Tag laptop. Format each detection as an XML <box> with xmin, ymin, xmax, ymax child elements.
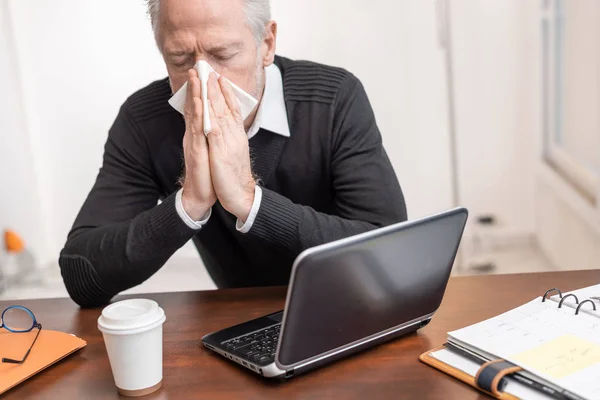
<box><xmin>201</xmin><ymin>207</ymin><xmax>468</xmax><ymax>379</ymax></box>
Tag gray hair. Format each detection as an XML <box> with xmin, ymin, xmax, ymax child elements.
<box><xmin>146</xmin><ymin>0</ymin><xmax>271</xmax><ymax>46</ymax></box>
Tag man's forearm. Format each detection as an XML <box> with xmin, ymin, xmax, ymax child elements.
<box><xmin>59</xmin><ymin>193</ymin><xmax>198</xmax><ymax>308</ymax></box>
<box><xmin>245</xmin><ymin>187</ymin><xmax>403</xmax><ymax>253</ymax></box>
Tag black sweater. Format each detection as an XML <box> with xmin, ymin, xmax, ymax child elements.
<box><xmin>59</xmin><ymin>56</ymin><xmax>407</xmax><ymax>308</ymax></box>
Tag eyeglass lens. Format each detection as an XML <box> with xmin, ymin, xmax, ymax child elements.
<box><xmin>2</xmin><ymin>307</ymin><xmax>35</xmax><ymax>332</ymax></box>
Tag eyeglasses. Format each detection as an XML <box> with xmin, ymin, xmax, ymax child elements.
<box><xmin>1</xmin><ymin>306</ymin><xmax>42</xmax><ymax>364</ymax></box>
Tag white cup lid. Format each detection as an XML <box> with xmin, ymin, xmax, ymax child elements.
<box><xmin>98</xmin><ymin>299</ymin><xmax>165</xmax><ymax>334</ymax></box>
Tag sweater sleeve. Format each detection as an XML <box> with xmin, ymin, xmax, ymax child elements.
<box><xmin>58</xmin><ymin>104</ymin><xmax>197</xmax><ymax>308</ymax></box>
<box><xmin>246</xmin><ymin>74</ymin><xmax>407</xmax><ymax>251</ymax></box>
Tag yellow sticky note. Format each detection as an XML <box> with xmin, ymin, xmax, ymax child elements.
<box><xmin>512</xmin><ymin>335</ymin><xmax>600</xmax><ymax>379</ymax></box>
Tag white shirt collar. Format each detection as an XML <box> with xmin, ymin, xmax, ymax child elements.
<box><xmin>247</xmin><ymin>63</ymin><xmax>291</xmax><ymax>140</ymax></box>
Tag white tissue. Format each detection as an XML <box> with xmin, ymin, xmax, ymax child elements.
<box><xmin>168</xmin><ymin>60</ymin><xmax>258</xmax><ymax>135</ymax></box>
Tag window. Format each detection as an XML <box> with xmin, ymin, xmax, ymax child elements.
<box><xmin>542</xmin><ymin>0</ymin><xmax>600</xmax><ymax>204</ymax></box>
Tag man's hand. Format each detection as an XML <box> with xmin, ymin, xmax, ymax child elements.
<box><xmin>181</xmin><ymin>69</ymin><xmax>217</xmax><ymax>220</ymax></box>
<box><xmin>205</xmin><ymin>72</ymin><xmax>256</xmax><ymax>223</ymax></box>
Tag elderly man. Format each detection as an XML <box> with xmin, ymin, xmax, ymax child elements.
<box><xmin>59</xmin><ymin>0</ymin><xmax>407</xmax><ymax>307</ymax></box>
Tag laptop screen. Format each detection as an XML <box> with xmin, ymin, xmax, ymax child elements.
<box><xmin>277</xmin><ymin>209</ymin><xmax>468</xmax><ymax>367</ymax></box>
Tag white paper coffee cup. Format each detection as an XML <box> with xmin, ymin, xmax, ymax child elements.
<box><xmin>98</xmin><ymin>299</ymin><xmax>166</xmax><ymax>397</ymax></box>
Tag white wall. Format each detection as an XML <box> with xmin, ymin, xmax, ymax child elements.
<box><xmin>558</xmin><ymin>0</ymin><xmax>600</xmax><ymax>171</ymax></box>
<box><xmin>3</xmin><ymin>0</ymin><xmax>454</xmax><ymax>266</ymax></box>
<box><xmin>271</xmin><ymin>0</ymin><xmax>454</xmax><ymax>219</ymax></box>
<box><xmin>449</xmin><ymin>0</ymin><xmax>539</xmax><ymax>239</ymax></box>
<box><xmin>535</xmin><ymin>1</ymin><xmax>600</xmax><ymax>271</ymax></box>
<box><xmin>0</xmin><ymin>3</ymin><xmax>48</xmax><ymax>262</ymax></box>
<box><xmin>273</xmin><ymin>0</ymin><xmax>543</xmax><ymax>245</ymax></box>
<box><xmin>7</xmin><ymin>1</ymin><xmax>168</xmax><ymax>264</ymax></box>
<box><xmin>536</xmin><ymin>169</ymin><xmax>600</xmax><ymax>271</ymax></box>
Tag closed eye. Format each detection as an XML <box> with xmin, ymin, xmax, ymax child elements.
<box><xmin>166</xmin><ymin>51</ymin><xmax>194</xmax><ymax>68</ymax></box>
<box><xmin>211</xmin><ymin>52</ymin><xmax>238</xmax><ymax>62</ymax></box>
<box><xmin>172</xmin><ymin>57</ymin><xmax>194</xmax><ymax>69</ymax></box>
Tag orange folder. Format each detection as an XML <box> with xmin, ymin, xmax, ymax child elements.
<box><xmin>0</xmin><ymin>329</ymin><xmax>86</xmax><ymax>395</ymax></box>
<box><xmin>419</xmin><ymin>345</ymin><xmax>520</xmax><ymax>400</ymax></box>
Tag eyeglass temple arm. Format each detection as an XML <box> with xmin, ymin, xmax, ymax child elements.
<box><xmin>1</xmin><ymin>323</ymin><xmax>42</xmax><ymax>364</ymax></box>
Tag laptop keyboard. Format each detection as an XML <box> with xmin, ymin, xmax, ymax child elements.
<box><xmin>222</xmin><ymin>324</ymin><xmax>281</xmax><ymax>364</ymax></box>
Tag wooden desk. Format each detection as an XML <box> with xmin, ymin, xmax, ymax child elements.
<box><xmin>1</xmin><ymin>270</ymin><xmax>598</xmax><ymax>399</ymax></box>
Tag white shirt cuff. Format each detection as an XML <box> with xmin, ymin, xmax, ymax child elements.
<box><xmin>175</xmin><ymin>188</ymin><xmax>211</xmax><ymax>230</ymax></box>
<box><xmin>236</xmin><ymin>185</ymin><xmax>262</xmax><ymax>233</ymax></box>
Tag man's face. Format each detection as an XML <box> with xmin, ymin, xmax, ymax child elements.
<box><xmin>158</xmin><ymin>0</ymin><xmax>265</xmax><ymax>99</ymax></box>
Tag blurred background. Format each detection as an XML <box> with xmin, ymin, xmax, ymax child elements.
<box><xmin>1</xmin><ymin>0</ymin><xmax>598</xmax><ymax>300</ymax></box>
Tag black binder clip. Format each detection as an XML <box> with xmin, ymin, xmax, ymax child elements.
<box><xmin>575</xmin><ymin>300</ymin><xmax>597</xmax><ymax>315</ymax></box>
<box><xmin>558</xmin><ymin>294</ymin><xmax>579</xmax><ymax>308</ymax></box>
<box><xmin>542</xmin><ymin>288</ymin><xmax>562</xmax><ymax>302</ymax></box>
